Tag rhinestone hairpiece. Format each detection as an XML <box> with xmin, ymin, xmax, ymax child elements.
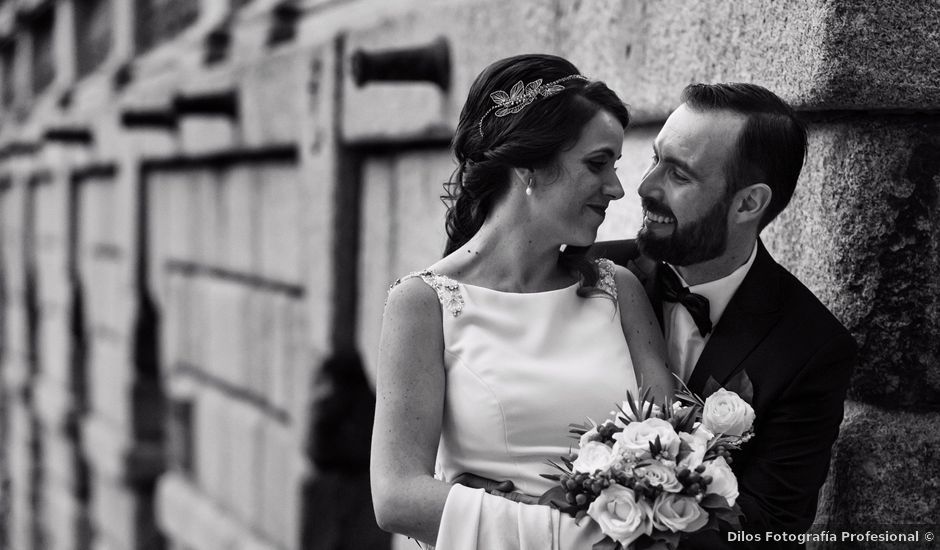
<box><xmin>477</xmin><ymin>74</ymin><xmax>589</xmax><ymax>138</ymax></box>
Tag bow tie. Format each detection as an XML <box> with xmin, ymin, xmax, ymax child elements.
<box><xmin>658</xmin><ymin>265</ymin><xmax>713</xmax><ymax>336</ymax></box>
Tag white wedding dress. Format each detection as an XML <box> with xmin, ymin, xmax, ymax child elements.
<box><xmin>396</xmin><ymin>259</ymin><xmax>639</xmax><ymax>549</ymax></box>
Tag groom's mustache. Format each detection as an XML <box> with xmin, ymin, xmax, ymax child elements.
<box><xmin>641</xmin><ymin>198</ymin><xmax>675</xmax><ymax>220</ymax></box>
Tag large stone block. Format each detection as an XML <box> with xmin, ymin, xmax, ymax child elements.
<box><xmin>340</xmin><ymin>0</ymin><xmax>940</xmax><ymax>133</ymax></box>
<box><xmin>156</xmin><ymin>472</ymin><xmax>279</xmax><ymax>550</ymax></box>
<box><xmin>257</xmin><ymin>162</ymin><xmax>304</xmax><ymax>285</ymax></box>
<box><xmin>194</xmin><ymin>389</ymin><xmax>234</xmax><ymax>505</ymax></box>
<box><xmin>494</xmin><ymin>0</ymin><xmax>940</xmax><ymax>122</ymax></box>
<box><xmin>38</xmin><ymin>308</ymin><xmax>71</xmax><ymax>385</ymax></box>
<box><xmin>220</xmin><ymin>165</ymin><xmax>261</xmax><ymax>275</ymax></box>
<box><xmin>34</xmin><ymin>375</ymin><xmax>74</xmax><ymax>432</ymax></box>
<box><xmin>240</xmin><ymin>49</ymin><xmax>305</xmax><ymax>148</ymax></box>
<box><xmin>86</xmin><ymin>338</ymin><xmax>133</xmax><ymax>431</ymax></box>
<box><xmin>259</xmin><ymin>420</ymin><xmax>303</xmax><ymax>548</ymax></box>
<box><xmin>763</xmin><ymin>115</ymin><xmax>940</xmax><ymax>408</ymax></box>
<box><xmin>227</xmin><ymin>402</ymin><xmax>264</xmax><ymax>527</ymax></box>
<box><xmin>205</xmin><ymin>278</ymin><xmax>247</xmax><ymax>389</ymax></box>
<box><xmin>815</xmin><ymin>401</ymin><xmax>940</xmax><ymax>540</ymax></box>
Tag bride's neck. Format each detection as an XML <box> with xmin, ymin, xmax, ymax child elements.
<box><xmin>450</xmin><ymin>215</ymin><xmax>570</xmax><ymax>292</ymax></box>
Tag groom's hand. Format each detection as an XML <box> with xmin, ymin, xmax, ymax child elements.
<box><xmin>451</xmin><ymin>473</ymin><xmax>540</xmax><ymax>504</ymax></box>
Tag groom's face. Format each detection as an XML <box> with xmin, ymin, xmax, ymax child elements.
<box><xmin>636</xmin><ymin>104</ymin><xmax>745</xmax><ymax>266</ymax></box>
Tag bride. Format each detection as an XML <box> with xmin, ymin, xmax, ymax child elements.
<box><xmin>370</xmin><ymin>54</ymin><xmax>672</xmax><ymax>549</ymax></box>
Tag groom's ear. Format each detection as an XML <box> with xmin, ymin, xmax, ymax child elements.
<box><xmin>733</xmin><ymin>183</ymin><xmax>772</xmax><ymax>224</ymax></box>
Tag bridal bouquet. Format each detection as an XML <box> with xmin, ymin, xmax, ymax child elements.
<box><xmin>538</xmin><ymin>381</ymin><xmax>755</xmax><ymax>550</ymax></box>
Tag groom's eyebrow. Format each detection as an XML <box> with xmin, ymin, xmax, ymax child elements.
<box><xmin>652</xmin><ymin>143</ymin><xmax>703</xmax><ymax>180</ymax></box>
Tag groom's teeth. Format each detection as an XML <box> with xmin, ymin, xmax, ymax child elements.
<box><xmin>644</xmin><ymin>210</ymin><xmax>675</xmax><ymax>224</ymax></box>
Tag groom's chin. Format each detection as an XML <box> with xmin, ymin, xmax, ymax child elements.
<box><xmin>636</xmin><ymin>231</ymin><xmax>667</xmax><ymax>262</ymax></box>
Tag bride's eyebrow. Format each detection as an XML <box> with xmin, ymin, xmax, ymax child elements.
<box><xmin>584</xmin><ymin>147</ymin><xmax>617</xmax><ymax>158</ymax></box>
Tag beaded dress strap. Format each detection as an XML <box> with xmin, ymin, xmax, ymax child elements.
<box><xmin>388</xmin><ymin>270</ymin><xmax>465</xmax><ymax>317</ymax></box>
<box><xmin>594</xmin><ymin>258</ymin><xmax>618</xmax><ymax>299</ymax></box>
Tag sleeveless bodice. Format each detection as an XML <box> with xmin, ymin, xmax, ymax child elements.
<box><xmin>394</xmin><ymin>259</ymin><xmax>638</xmax><ymax>496</ymax></box>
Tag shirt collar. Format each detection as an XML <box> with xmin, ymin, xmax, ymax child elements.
<box><xmin>667</xmin><ymin>242</ymin><xmax>758</xmax><ymax>327</ymax></box>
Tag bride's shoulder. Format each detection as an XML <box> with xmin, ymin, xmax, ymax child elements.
<box><xmin>386</xmin><ymin>267</ymin><xmax>464</xmax><ymax>318</ymax></box>
<box><xmin>594</xmin><ymin>258</ymin><xmax>644</xmax><ymax>303</ymax></box>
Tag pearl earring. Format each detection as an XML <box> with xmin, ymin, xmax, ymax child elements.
<box><xmin>525</xmin><ymin>178</ymin><xmax>533</xmax><ymax>196</ymax></box>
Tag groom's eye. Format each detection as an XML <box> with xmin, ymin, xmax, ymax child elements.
<box><xmin>671</xmin><ymin>168</ymin><xmax>690</xmax><ymax>183</ymax></box>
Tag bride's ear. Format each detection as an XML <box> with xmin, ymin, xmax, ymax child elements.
<box><xmin>512</xmin><ymin>167</ymin><xmax>534</xmax><ymax>186</ymax></box>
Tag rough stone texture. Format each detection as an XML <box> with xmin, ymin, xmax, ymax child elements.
<box><xmin>764</xmin><ymin>116</ymin><xmax>940</xmax><ymax>409</ymax></box>
<box><xmin>566</xmin><ymin>0</ymin><xmax>940</xmax><ymax>119</ymax></box>
<box><xmin>814</xmin><ymin>401</ymin><xmax>940</xmax><ymax>543</ymax></box>
<box><xmin>341</xmin><ymin>0</ymin><xmax>940</xmax><ymax>134</ymax></box>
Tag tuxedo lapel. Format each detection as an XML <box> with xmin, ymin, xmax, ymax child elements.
<box><xmin>687</xmin><ymin>241</ymin><xmax>784</xmax><ymax>395</ymax></box>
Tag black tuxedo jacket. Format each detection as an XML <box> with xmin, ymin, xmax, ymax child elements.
<box><xmin>591</xmin><ymin>239</ymin><xmax>857</xmax><ymax>549</ymax></box>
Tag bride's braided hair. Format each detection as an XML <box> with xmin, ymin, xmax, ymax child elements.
<box><xmin>443</xmin><ymin>54</ymin><xmax>629</xmax><ymax>295</ymax></box>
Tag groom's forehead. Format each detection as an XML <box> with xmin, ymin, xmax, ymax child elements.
<box><xmin>655</xmin><ymin>105</ymin><xmax>745</xmax><ymax>158</ymax></box>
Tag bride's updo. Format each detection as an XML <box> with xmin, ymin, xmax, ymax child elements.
<box><xmin>443</xmin><ymin>53</ymin><xmax>629</xmax><ymax>290</ymax></box>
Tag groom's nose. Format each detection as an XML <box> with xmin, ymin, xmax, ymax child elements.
<box><xmin>637</xmin><ymin>164</ymin><xmax>663</xmax><ymax>200</ymax></box>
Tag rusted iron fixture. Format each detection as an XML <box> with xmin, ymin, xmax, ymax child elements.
<box><xmin>120</xmin><ymin>108</ymin><xmax>178</xmax><ymax>130</ymax></box>
<box><xmin>350</xmin><ymin>36</ymin><xmax>450</xmax><ymax>91</ymax></box>
<box><xmin>204</xmin><ymin>24</ymin><xmax>231</xmax><ymax>65</ymax></box>
<box><xmin>0</xmin><ymin>141</ymin><xmax>41</xmax><ymax>159</ymax></box>
<box><xmin>267</xmin><ymin>0</ymin><xmax>302</xmax><ymax>46</ymax></box>
<box><xmin>43</xmin><ymin>126</ymin><xmax>94</xmax><ymax>145</ymax></box>
<box><xmin>172</xmin><ymin>89</ymin><xmax>239</xmax><ymax>119</ymax></box>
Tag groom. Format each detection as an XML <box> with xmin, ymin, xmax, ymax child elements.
<box><xmin>592</xmin><ymin>82</ymin><xmax>856</xmax><ymax>548</ymax></box>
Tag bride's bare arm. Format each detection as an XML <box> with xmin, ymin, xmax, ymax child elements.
<box><xmin>613</xmin><ymin>265</ymin><xmax>673</xmax><ymax>402</ymax></box>
<box><xmin>370</xmin><ymin>278</ymin><xmax>452</xmax><ymax>545</ymax></box>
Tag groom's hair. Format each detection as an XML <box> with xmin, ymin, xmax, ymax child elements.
<box><xmin>681</xmin><ymin>83</ymin><xmax>808</xmax><ymax>230</ymax></box>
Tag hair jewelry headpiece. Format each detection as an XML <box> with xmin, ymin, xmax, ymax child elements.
<box><xmin>477</xmin><ymin>74</ymin><xmax>589</xmax><ymax>138</ymax></box>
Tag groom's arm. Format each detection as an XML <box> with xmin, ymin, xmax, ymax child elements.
<box><xmin>735</xmin><ymin>332</ymin><xmax>857</xmax><ymax>535</ymax></box>
<box><xmin>684</xmin><ymin>332</ymin><xmax>856</xmax><ymax>550</ymax></box>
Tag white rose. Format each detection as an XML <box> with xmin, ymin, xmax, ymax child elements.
<box><xmin>651</xmin><ymin>493</ymin><xmax>709</xmax><ymax>533</ymax></box>
<box><xmin>613</xmin><ymin>418</ymin><xmax>681</xmax><ymax>458</ymax></box>
<box><xmin>573</xmin><ymin>441</ymin><xmax>615</xmax><ymax>474</ymax></box>
<box><xmin>587</xmin><ymin>486</ymin><xmax>653</xmax><ymax>547</ymax></box>
<box><xmin>635</xmin><ymin>462</ymin><xmax>683</xmax><ymax>493</ymax></box>
<box><xmin>702</xmin><ymin>389</ymin><xmax>755</xmax><ymax>436</ymax></box>
<box><xmin>702</xmin><ymin>456</ymin><xmax>739</xmax><ymax>507</ymax></box>
<box><xmin>579</xmin><ymin>426</ymin><xmax>601</xmax><ymax>448</ymax></box>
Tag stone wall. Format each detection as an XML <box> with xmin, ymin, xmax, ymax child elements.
<box><xmin>0</xmin><ymin>1</ymin><xmax>936</xmax><ymax>549</ymax></box>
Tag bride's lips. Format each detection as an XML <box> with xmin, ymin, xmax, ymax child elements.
<box><xmin>586</xmin><ymin>204</ymin><xmax>608</xmax><ymax>219</ymax></box>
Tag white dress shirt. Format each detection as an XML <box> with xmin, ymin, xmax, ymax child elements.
<box><xmin>664</xmin><ymin>243</ymin><xmax>758</xmax><ymax>382</ymax></box>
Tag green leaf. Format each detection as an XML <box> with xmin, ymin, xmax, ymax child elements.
<box><xmin>592</xmin><ymin>536</ymin><xmax>620</xmax><ymax>550</ymax></box>
<box><xmin>545</xmin><ymin>459</ymin><xmax>571</xmax><ymax>473</ymax></box>
<box><xmin>699</xmin><ymin>494</ymin><xmax>731</xmax><ymax>509</ymax></box>
<box><xmin>538</xmin><ymin>486</ymin><xmax>579</xmax><ymax>516</ymax></box>
<box><xmin>699</xmin><ymin>514</ymin><xmax>720</xmax><ymax>532</ymax></box>
<box><xmin>649</xmin><ymin>531</ymin><xmax>681</xmax><ymax>550</ymax></box>
<box><xmin>623</xmin><ymin>394</ymin><xmax>641</xmax><ymax>423</ymax></box>
<box><xmin>540</xmin><ymin>473</ymin><xmax>562</xmax><ymax>481</ymax></box>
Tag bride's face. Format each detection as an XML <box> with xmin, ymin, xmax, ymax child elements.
<box><xmin>535</xmin><ymin>110</ymin><xmax>625</xmax><ymax>247</ymax></box>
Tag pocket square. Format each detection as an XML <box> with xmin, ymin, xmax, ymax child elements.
<box><xmin>702</xmin><ymin>370</ymin><xmax>754</xmax><ymax>404</ymax></box>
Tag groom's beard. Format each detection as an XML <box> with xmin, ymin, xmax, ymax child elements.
<box><xmin>637</xmin><ymin>195</ymin><xmax>731</xmax><ymax>266</ymax></box>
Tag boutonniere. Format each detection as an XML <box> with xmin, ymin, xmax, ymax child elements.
<box><xmin>702</xmin><ymin>370</ymin><xmax>754</xmax><ymax>405</ymax></box>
